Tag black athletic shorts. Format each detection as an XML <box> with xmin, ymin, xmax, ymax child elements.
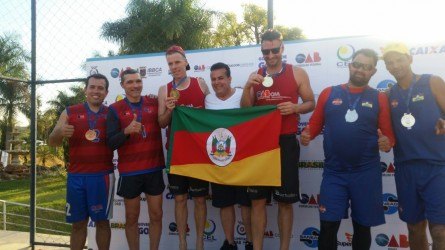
<box><xmin>211</xmin><ymin>183</ymin><xmax>251</xmax><ymax>208</ymax></box>
<box><xmin>117</xmin><ymin>170</ymin><xmax>165</xmax><ymax>199</ymax></box>
<box><xmin>247</xmin><ymin>134</ymin><xmax>300</xmax><ymax>204</ymax></box>
<box><xmin>167</xmin><ymin>173</ymin><xmax>209</xmax><ymax>197</ymax></box>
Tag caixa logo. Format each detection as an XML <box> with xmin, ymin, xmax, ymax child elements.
<box><xmin>375</xmin><ymin>234</ymin><xmax>409</xmax><ymax>248</ymax></box>
<box><xmin>410</xmin><ymin>45</ymin><xmax>445</xmax><ymax>55</ymax></box>
<box><xmin>383</xmin><ymin>193</ymin><xmax>398</xmax><ymax>215</ymax></box>
<box><xmin>300</xmin><ymin>227</ymin><xmax>320</xmax><ymax>248</ymax></box>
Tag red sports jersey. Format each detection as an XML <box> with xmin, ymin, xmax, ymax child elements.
<box><xmin>166</xmin><ymin>77</ymin><xmax>205</xmax><ymax>149</ymax></box>
<box><xmin>254</xmin><ymin>64</ymin><xmax>299</xmax><ymax>134</ymax></box>
<box><xmin>67</xmin><ymin>103</ymin><xmax>113</xmax><ymax>174</ymax></box>
<box><xmin>110</xmin><ymin>95</ymin><xmax>165</xmax><ymax>175</ymax></box>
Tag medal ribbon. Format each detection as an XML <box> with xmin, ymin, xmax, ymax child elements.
<box><xmin>396</xmin><ymin>74</ymin><xmax>417</xmax><ymax>114</ymax></box>
<box><xmin>345</xmin><ymin>85</ymin><xmax>367</xmax><ymax>111</ymax></box>
<box><xmin>124</xmin><ymin>97</ymin><xmax>143</xmax><ymax>122</ymax></box>
<box><xmin>262</xmin><ymin>63</ymin><xmax>286</xmax><ymax>78</ymax></box>
<box><xmin>84</xmin><ymin>102</ymin><xmax>104</xmax><ymax>130</ymax></box>
<box><xmin>125</xmin><ymin>97</ymin><xmax>147</xmax><ymax>138</ymax></box>
<box><xmin>172</xmin><ymin>76</ymin><xmax>188</xmax><ymax>90</ymax></box>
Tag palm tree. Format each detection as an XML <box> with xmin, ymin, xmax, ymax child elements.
<box><xmin>101</xmin><ymin>0</ymin><xmax>214</xmax><ymax>54</ymax></box>
<box><xmin>0</xmin><ymin>33</ymin><xmax>30</xmax><ymax>150</ymax></box>
<box><xmin>0</xmin><ymin>82</ymin><xmax>30</xmax><ymax>149</ymax></box>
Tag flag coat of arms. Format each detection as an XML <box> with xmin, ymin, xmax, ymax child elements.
<box><xmin>167</xmin><ymin>105</ymin><xmax>282</xmax><ymax>186</ymax></box>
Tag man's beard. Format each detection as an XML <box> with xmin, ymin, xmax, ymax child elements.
<box><xmin>349</xmin><ymin>74</ymin><xmax>369</xmax><ymax>87</ymax></box>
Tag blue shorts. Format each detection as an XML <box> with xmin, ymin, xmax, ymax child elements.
<box><xmin>395</xmin><ymin>161</ymin><xmax>445</xmax><ymax>224</ymax></box>
<box><xmin>66</xmin><ymin>172</ymin><xmax>115</xmax><ymax>223</ymax></box>
<box><xmin>319</xmin><ymin>165</ymin><xmax>384</xmax><ymax>227</ymax></box>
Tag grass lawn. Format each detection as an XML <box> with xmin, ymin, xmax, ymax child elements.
<box><xmin>0</xmin><ymin>173</ymin><xmax>70</xmax><ymax>235</ymax></box>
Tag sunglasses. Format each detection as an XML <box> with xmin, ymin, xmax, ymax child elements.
<box><xmin>351</xmin><ymin>61</ymin><xmax>374</xmax><ymax>71</ymax></box>
<box><xmin>261</xmin><ymin>46</ymin><xmax>281</xmax><ymax>55</ymax></box>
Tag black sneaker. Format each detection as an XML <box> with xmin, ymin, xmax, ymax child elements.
<box><xmin>220</xmin><ymin>239</ymin><xmax>238</xmax><ymax>250</ymax></box>
<box><xmin>245</xmin><ymin>241</ymin><xmax>253</xmax><ymax>250</ymax></box>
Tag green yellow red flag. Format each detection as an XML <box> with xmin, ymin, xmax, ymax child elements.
<box><xmin>167</xmin><ymin>105</ymin><xmax>282</xmax><ymax>186</ymax></box>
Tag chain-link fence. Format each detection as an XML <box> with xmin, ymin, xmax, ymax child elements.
<box><xmin>0</xmin><ymin>0</ymin><xmax>127</xmax><ymax>248</ymax></box>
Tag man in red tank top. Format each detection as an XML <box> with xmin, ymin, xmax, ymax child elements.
<box><xmin>107</xmin><ymin>69</ymin><xmax>165</xmax><ymax>250</ymax></box>
<box><xmin>158</xmin><ymin>45</ymin><xmax>210</xmax><ymax>250</ymax></box>
<box><xmin>49</xmin><ymin>74</ymin><xmax>114</xmax><ymax>250</ymax></box>
<box><xmin>241</xmin><ymin>29</ymin><xmax>315</xmax><ymax>250</ymax></box>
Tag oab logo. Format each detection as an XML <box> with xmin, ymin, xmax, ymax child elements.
<box><xmin>336</xmin><ymin>45</ymin><xmax>355</xmax><ymax>68</ymax></box>
<box><xmin>383</xmin><ymin>193</ymin><xmax>399</xmax><ymax>215</ymax></box>
<box><xmin>375</xmin><ymin>233</ymin><xmax>409</xmax><ymax>248</ymax></box>
<box><xmin>377</xmin><ymin>80</ymin><xmax>396</xmax><ymax>92</ymax></box>
<box><xmin>295</xmin><ymin>52</ymin><xmax>322</xmax><ymax>66</ymax></box>
<box><xmin>206</xmin><ymin>128</ymin><xmax>236</xmax><ymax>167</ymax></box>
<box><xmin>381</xmin><ymin>162</ymin><xmax>395</xmax><ymax>176</ymax></box>
<box><xmin>203</xmin><ymin>219</ymin><xmax>217</xmax><ymax>241</ymax></box>
<box><xmin>299</xmin><ymin>193</ymin><xmax>319</xmax><ymax>208</ymax></box>
<box><xmin>300</xmin><ymin>227</ymin><xmax>320</xmax><ymax>248</ymax></box>
<box><xmin>194</xmin><ymin>64</ymin><xmax>206</xmax><ymax>72</ymax></box>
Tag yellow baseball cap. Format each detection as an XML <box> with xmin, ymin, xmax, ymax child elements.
<box><xmin>382</xmin><ymin>42</ymin><xmax>410</xmax><ymax>59</ymax></box>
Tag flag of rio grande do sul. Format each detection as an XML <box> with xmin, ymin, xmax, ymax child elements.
<box><xmin>167</xmin><ymin>106</ymin><xmax>282</xmax><ymax>186</ymax></box>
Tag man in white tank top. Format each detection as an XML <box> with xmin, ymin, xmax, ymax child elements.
<box><xmin>205</xmin><ymin>62</ymin><xmax>253</xmax><ymax>250</ymax></box>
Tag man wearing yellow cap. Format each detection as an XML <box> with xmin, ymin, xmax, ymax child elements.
<box><xmin>382</xmin><ymin>42</ymin><xmax>445</xmax><ymax>249</ymax></box>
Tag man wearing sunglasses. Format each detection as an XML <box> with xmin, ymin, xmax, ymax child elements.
<box><xmin>241</xmin><ymin>29</ymin><xmax>315</xmax><ymax>250</ymax></box>
<box><xmin>300</xmin><ymin>48</ymin><xmax>395</xmax><ymax>250</ymax></box>
<box><xmin>382</xmin><ymin>43</ymin><xmax>445</xmax><ymax>250</ymax></box>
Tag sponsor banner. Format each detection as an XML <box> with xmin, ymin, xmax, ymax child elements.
<box><xmin>85</xmin><ymin>36</ymin><xmax>444</xmax><ymax>249</ymax></box>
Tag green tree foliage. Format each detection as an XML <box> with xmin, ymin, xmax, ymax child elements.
<box><xmin>0</xmin><ymin>33</ymin><xmax>29</xmax><ymax>79</ymax></box>
<box><xmin>211</xmin><ymin>12</ymin><xmax>248</xmax><ymax>47</ymax></box>
<box><xmin>101</xmin><ymin>0</ymin><xmax>213</xmax><ymax>54</ymax></box>
<box><xmin>275</xmin><ymin>25</ymin><xmax>305</xmax><ymax>41</ymax></box>
<box><xmin>242</xmin><ymin>4</ymin><xmax>267</xmax><ymax>44</ymax></box>
<box><xmin>211</xmin><ymin>4</ymin><xmax>304</xmax><ymax>47</ymax></box>
<box><xmin>0</xmin><ymin>82</ymin><xmax>30</xmax><ymax>149</ymax></box>
<box><xmin>0</xmin><ymin>33</ymin><xmax>30</xmax><ymax>150</ymax></box>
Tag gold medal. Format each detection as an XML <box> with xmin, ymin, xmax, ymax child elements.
<box><xmin>170</xmin><ymin>89</ymin><xmax>180</xmax><ymax>99</ymax></box>
<box><xmin>262</xmin><ymin>76</ymin><xmax>273</xmax><ymax>87</ymax></box>
<box><xmin>85</xmin><ymin>129</ymin><xmax>97</xmax><ymax>141</ymax></box>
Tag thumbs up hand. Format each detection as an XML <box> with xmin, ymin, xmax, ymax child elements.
<box><xmin>124</xmin><ymin>113</ymin><xmax>142</xmax><ymax>135</ymax></box>
<box><xmin>378</xmin><ymin>129</ymin><xmax>391</xmax><ymax>152</ymax></box>
<box><xmin>61</xmin><ymin>119</ymin><xmax>75</xmax><ymax>138</ymax></box>
<box><xmin>435</xmin><ymin>118</ymin><xmax>445</xmax><ymax>135</ymax></box>
<box><xmin>300</xmin><ymin>125</ymin><xmax>312</xmax><ymax>146</ymax></box>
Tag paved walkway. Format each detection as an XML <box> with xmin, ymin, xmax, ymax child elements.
<box><xmin>0</xmin><ymin>230</ymin><xmax>70</xmax><ymax>250</ymax></box>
